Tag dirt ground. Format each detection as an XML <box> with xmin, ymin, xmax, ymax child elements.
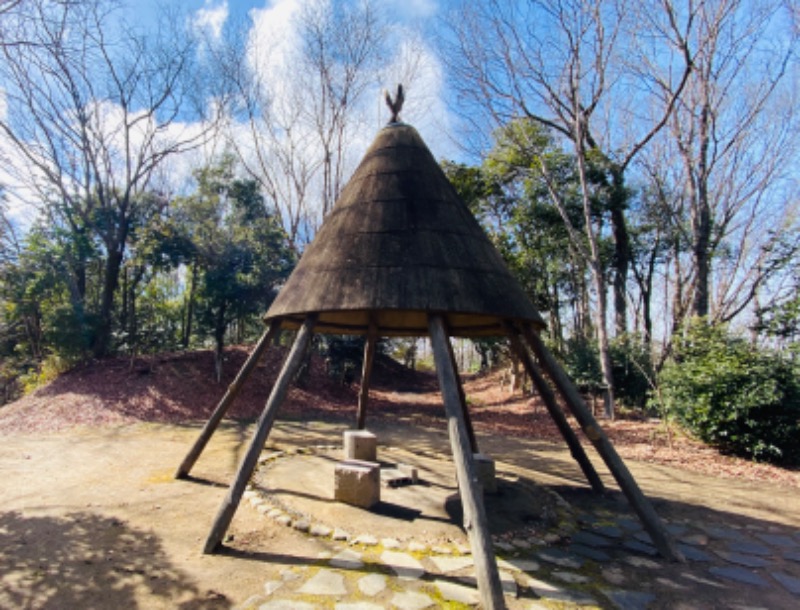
<box><xmin>1</xmin><ymin>417</ymin><xmax>799</xmax><ymax>609</ymax></box>
<box><xmin>1</xmin><ymin>349</ymin><xmax>799</xmax><ymax>608</ymax></box>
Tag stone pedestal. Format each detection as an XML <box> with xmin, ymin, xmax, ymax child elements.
<box><xmin>473</xmin><ymin>453</ymin><xmax>497</xmax><ymax>494</ymax></box>
<box><xmin>334</xmin><ymin>460</ymin><xmax>380</xmax><ymax>508</ymax></box>
<box><xmin>344</xmin><ymin>429</ymin><xmax>377</xmax><ymax>462</ymax></box>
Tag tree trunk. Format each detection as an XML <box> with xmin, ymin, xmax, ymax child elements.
<box><xmin>610</xmin><ymin>201</ymin><xmax>630</xmax><ymax>335</ymax></box>
<box><xmin>182</xmin><ymin>260</ymin><xmax>198</xmax><ymax>348</ymax></box>
<box><xmin>692</xmin><ymin>199</ymin><xmax>711</xmax><ymax>318</ymax></box>
<box><xmin>575</xmin><ymin>126</ymin><xmax>616</xmax><ymax>418</ymax></box>
<box><xmin>93</xmin><ymin>247</ymin><xmax>124</xmax><ymax>358</ymax></box>
<box><xmin>691</xmin><ymin>98</ymin><xmax>712</xmax><ymax>319</ymax></box>
<box><xmin>213</xmin><ymin>302</ymin><xmax>226</xmax><ymax>383</ymax></box>
<box><xmin>593</xmin><ymin>262</ymin><xmax>616</xmax><ymax>419</ymax></box>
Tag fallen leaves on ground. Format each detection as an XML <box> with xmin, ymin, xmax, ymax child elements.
<box><xmin>0</xmin><ymin>347</ymin><xmax>796</xmax><ymax>489</ymax></box>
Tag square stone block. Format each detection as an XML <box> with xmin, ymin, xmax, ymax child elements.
<box><xmin>473</xmin><ymin>453</ymin><xmax>497</xmax><ymax>494</ymax></box>
<box><xmin>334</xmin><ymin>459</ymin><xmax>380</xmax><ymax>508</ymax></box>
<box><xmin>344</xmin><ymin>429</ymin><xmax>377</xmax><ymax>462</ymax></box>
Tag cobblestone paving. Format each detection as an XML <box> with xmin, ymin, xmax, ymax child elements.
<box><xmin>234</xmin><ymin>485</ymin><xmax>800</xmax><ymax>609</ymax></box>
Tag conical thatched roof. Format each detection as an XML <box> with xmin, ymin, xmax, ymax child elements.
<box><xmin>264</xmin><ymin>122</ymin><xmax>545</xmax><ymax>336</ymax></box>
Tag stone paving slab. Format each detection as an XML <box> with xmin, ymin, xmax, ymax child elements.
<box><xmin>552</xmin><ymin>570</ymin><xmax>590</xmax><ymax>584</ymax></box>
<box><xmin>709</xmin><ymin>565</ymin><xmax>769</xmax><ymax>587</ymax></box>
<box><xmin>603</xmin><ymin>589</ymin><xmax>657</xmax><ymax>610</ymax></box>
<box><xmin>677</xmin><ymin>543</ymin><xmax>713</xmax><ymax>562</ymax></box>
<box><xmin>785</xmin><ymin>549</ymin><xmax>800</xmax><ymax>563</ymax></box>
<box><xmin>434</xmin><ymin>579</ymin><xmax>480</xmax><ymax>605</ymax></box>
<box><xmin>389</xmin><ymin>590</ymin><xmax>434</xmax><ymax>610</ymax></box>
<box><xmin>622</xmin><ymin>539</ymin><xmax>658</xmax><ymax>556</ymax></box>
<box><xmin>233</xmin><ymin>443</ymin><xmax>800</xmax><ymax>610</ymax></box>
<box><xmin>297</xmin><ymin>568</ymin><xmax>347</xmax><ymax>596</ymax></box>
<box><xmin>258</xmin><ymin>601</ymin><xmax>317</xmax><ymax>610</ymax></box>
<box><xmin>703</xmin><ymin>525</ymin><xmax>743</xmax><ymax>541</ymax></box>
<box><xmin>756</xmin><ymin>533</ymin><xmax>797</xmax><ymax>547</ymax></box>
<box><xmin>381</xmin><ymin>550</ymin><xmax>426</xmax><ymax>580</ymax></box>
<box><xmin>591</xmin><ymin>525</ymin><xmax>624</xmax><ymax>539</ymax></box>
<box><xmin>335</xmin><ymin>603</ymin><xmax>384</xmax><ymax>610</ymax></box>
<box><xmin>428</xmin><ymin>554</ymin><xmax>474</xmax><ymax>573</ymax></box>
<box><xmin>726</xmin><ymin>540</ymin><xmax>771</xmax><ymax>556</ymax></box>
<box><xmin>330</xmin><ymin>548</ymin><xmax>364</xmax><ymax>569</ymax></box>
<box><xmin>522</xmin><ymin>575</ymin><xmax>598</xmax><ymax>606</ymax></box>
<box><xmin>772</xmin><ymin>571</ymin><xmax>800</xmax><ymax>595</ymax></box>
<box><xmin>715</xmin><ymin>550</ymin><xmax>770</xmax><ymax>568</ymax></box>
<box><xmin>497</xmin><ymin>557</ymin><xmax>540</xmax><ymax>573</ymax></box>
<box><xmin>571</xmin><ymin>530</ymin><xmax>614</xmax><ymax>548</ymax></box>
<box><xmin>357</xmin><ymin>573</ymin><xmax>387</xmax><ymax>597</ymax></box>
<box><xmin>569</xmin><ymin>542</ymin><xmax>613</xmax><ymax>562</ymax></box>
<box><xmin>536</xmin><ymin>548</ymin><xmax>585</xmax><ymax>569</ymax></box>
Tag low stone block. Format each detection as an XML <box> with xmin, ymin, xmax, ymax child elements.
<box><xmin>335</xmin><ymin>459</ymin><xmax>380</xmax><ymax>508</ymax></box>
<box><xmin>344</xmin><ymin>429</ymin><xmax>378</xmax><ymax>461</ymax></box>
<box><xmin>474</xmin><ymin>453</ymin><xmax>497</xmax><ymax>494</ymax></box>
<box><xmin>381</xmin><ymin>464</ymin><xmax>418</xmax><ymax>488</ymax></box>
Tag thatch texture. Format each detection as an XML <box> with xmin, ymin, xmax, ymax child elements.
<box><xmin>264</xmin><ymin>123</ymin><xmax>545</xmax><ymax>336</ymax></box>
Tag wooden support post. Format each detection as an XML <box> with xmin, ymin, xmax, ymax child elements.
<box><xmin>441</xmin><ymin>323</ymin><xmax>479</xmax><ymax>453</ymax></box>
<box><xmin>176</xmin><ymin>320</ymin><xmax>282</xmax><ymax>479</ymax></box>
<box><xmin>523</xmin><ymin>325</ymin><xmax>684</xmax><ymax>563</ymax></box>
<box><xmin>429</xmin><ymin>315</ymin><xmax>505</xmax><ymax>610</ymax></box>
<box><xmin>505</xmin><ymin>325</ymin><xmax>605</xmax><ymax>493</ymax></box>
<box><xmin>356</xmin><ymin>317</ymin><xmax>378</xmax><ymax>430</ymax></box>
<box><xmin>203</xmin><ymin>316</ymin><xmax>317</xmax><ymax>554</ymax></box>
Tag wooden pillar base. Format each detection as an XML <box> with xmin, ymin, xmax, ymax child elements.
<box><xmin>522</xmin><ymin>324</ymin><xmax>684</xmax><ymax>563</ymax></box>
<box><xmin>356</xmin><ymin>317</ymin><xmax>378</xmax><ymax>430</ymax></box>
<box><xmin>175</xmin><ymin>320</ymin><xmax>281</xmax><ymax>479</ymax></box>
<box><xmin>429</xmin><ymin>315</ymin><xmax>505</xmax><ymax>610</ymax></box>
<box><xmin>505</xmin><ymin>323</ymin><xmax>605</xmax><ymax>494</ymax></box>
<box><xmin>203</xmin><ymin>316</ymin><xmax>316</xmax><ymax>554</ymax></box>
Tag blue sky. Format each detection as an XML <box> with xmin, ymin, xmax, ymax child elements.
<box><xmin>1</xmin><ymin>0</ymin><xmax>461</xmax><ymax>227</ymax></box>
<box><xmin>130</xmin><ymin>1</ymin><xmax>443</xmax><ymax>35</ymax></box>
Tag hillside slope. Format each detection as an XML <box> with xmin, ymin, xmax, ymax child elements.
<box><xmin>0</xmin><ymin>345</ymin><xmax>796</xmax><ymax>487</ymax></box>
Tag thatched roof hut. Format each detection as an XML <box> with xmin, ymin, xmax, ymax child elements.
<box><xmin>264</xmin><ymin>122</ymin><xmax>545</xmax><ymax>336</ymax></box>
<box><xmin>183</xmin><ymin>112</ymin><xmax>682</xmax><ymax>608</ymax></box>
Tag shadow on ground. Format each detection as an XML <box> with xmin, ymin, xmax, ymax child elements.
<box><xmin>0</xmin><ymin>511</ymin><xmax>230</xmax><ymax>610</ymax></box>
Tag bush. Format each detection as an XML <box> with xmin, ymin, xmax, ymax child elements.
<box><xmin>318</xmin><ymin>335</ymin><xmax>365</xmax><ymax>384</ymax></box>
<box><xmin>609</xmin><ymin>335</ymin><xmax>654</xmax><ymax>410</ymax></box>
<box><xmin>562</xmin><ymin>336</ymin><xmax>602</xmax><ymax>387</ymax></box>
<box><xmin>562</xmin><ymin>335</ymin><xmax>653</xmax><ymax>409</ymax></box>
<box><xmin>655</xmin><ymin>320</ymin><xmax>800</xmax><ymax>465</ymax></box>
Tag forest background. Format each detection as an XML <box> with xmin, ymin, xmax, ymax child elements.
<box><xmin>1</xmin><ymin>0</ymin><xmax>799</xmax><ymax>465</ymax></box>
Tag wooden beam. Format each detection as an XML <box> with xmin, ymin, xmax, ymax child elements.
<box><xmin>203</xmin><ymin>316</ymin><xmax>317</xmax><ymax>554</ymax></box>
<box><xmin>428</xmin><ymin>315</ymin><xmax>505</xmax><ymax>609</ymax></box>
<box><xmin>442</xmin><ymin>322</ymin><xmax>479</xmax><ymax>453</ymax></box>
<box><xmin>505</xmin><ymin>324</ymin><xmax>605</xmax><ymax>493</ymax></box>
<box><xmin>356</xmin><ymin>317</ymin><xmax>379</xmax><ymax>430</ymax></box>
<box><xmin>522</xmin><ymin>325</ymin><xmax>684</xmax><ymax>563</ymax></box>
<box><xmin>175</xmin><ymin>320</ymin><xmax>282</xmax><ymax>479</ymax></box>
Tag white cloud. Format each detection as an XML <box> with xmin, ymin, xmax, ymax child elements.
<box><xmin>382</xmin><ymin>0</ymin><xmax>438</xmax><ymax>19</ymax></box>
<box><xmin>193</xmin><ymin>0</ymin><xmax>230</xmax><ymax>41</ymax></box>
<box><xmin>377</xmin><ymin>30</ymin><xmax>454</xmax><ymax>158</ymax></box>
<box><xmin>225</xmin><ymin>0</ymin><xmax>456</xmax><ymax>236</ymax></box>
<box><xmin>246</xmin><ymin>0</ymin><xmax>304</xmax><ymax>85</ymax></box>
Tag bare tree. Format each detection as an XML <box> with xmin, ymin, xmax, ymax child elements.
<box><xmin>220</xmin><ymin>0</ymin><xmax>387</xmax><ymax>249</ymax></box>
<box><xmin>443</xmin><ymin>0</ymin><xmax>692</xmax><ymax>417</ymax></box>
<box><xmin>297</xmin><ymin>0</ymin><xmax>385</xmax><ymax>219</ymax></box>
<box><xmin>644</xmin><ymin>0</ymin><xmax>798</xmax><ymax>325</ymax></box>
<box><xmin>0</xmin><ymin>0</ymin><xmax>221</xmax><ymax>356</ymax></box>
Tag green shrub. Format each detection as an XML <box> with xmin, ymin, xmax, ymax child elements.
<box><xmin>610</xmin><ymin>335</ymin><xmax>654</xmax><ymax>410</ymax></box>
<box><xmin>318</xmin><ymin>335</ymin><xmax>365</xmax><ymax>384</ymax></box>
<box><xmin>562</xmin><ymin>336</ymin><xmax>602</xmax><ymax>387</ymax></box>
<box><xmin>655</xmin><ymin>320</ymin><xmax>800</xmax><ymax>465</ymax></box>
<box><xmin>562</xmin><ymin>334</ymin><xmax>653</xmax><ymax>409</ymax></box>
